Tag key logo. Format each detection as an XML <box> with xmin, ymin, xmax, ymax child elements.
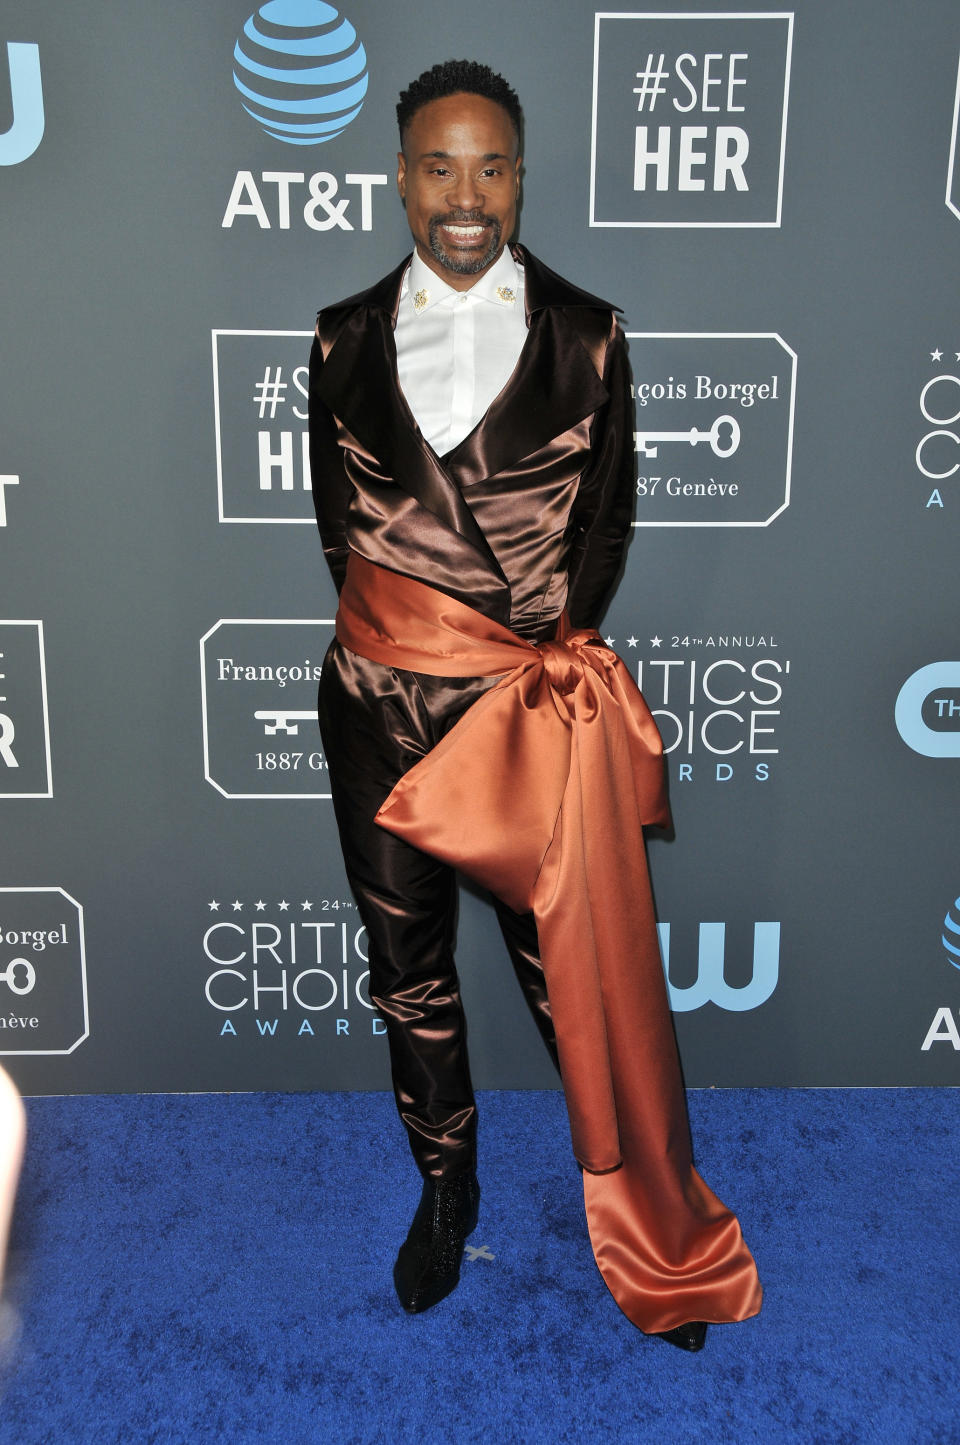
<box><xmin>0</xmin><ymin>889</ymin><xmax>88</xmax><ymax>1055</ymax></box>
<box><xmin>200</xmin><ymin>621</ymin><xmax>335</xmax><ymax>797</ymax></box>
<box><xmin>626</xmin><ymin>333</ymin><xmax>797</xmax><ymax>526</ymax></box>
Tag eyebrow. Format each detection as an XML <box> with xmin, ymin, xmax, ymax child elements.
<box><xmin>418</xmin><ymin>150</ymin><xmax>511</xmax><ymax>162</ymax></box>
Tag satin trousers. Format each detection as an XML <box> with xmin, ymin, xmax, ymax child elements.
<box><xmin>318</xmin><ymin>639</ymin><xmax>560</xmax><ymax>1181</ymax></box>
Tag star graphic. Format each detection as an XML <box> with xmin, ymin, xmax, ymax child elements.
<box><xmin>604</xmin><ymin>636</ymin><xmax>615</xmax><ymax>647</ymax></box>
<box><xmin>650</xmin><ymin>636</ymin><xmax>663</xmax><ymax>648</ymax></box>
<box><xmin>301</xmin><ymin>900</ymin><xmax>313</xmax><ymax>912</ymax></box>
<box><xmin>931</xmin><ymin>348</ymin><xmax>943</xmax><ymax>361</ymax></box>
<box><xmin>278</xmin><ymin>900</ymin><xmax>290</xmax><ymax>911</ymax></box>
<box><xmin>208</xmin><ymin>900</ymin><xmax>220</xmax><ymax>912</ymax></box>
<box><xmin>626</xmin><ymin>635</ymin><xmax>639</xmax><ymax>648</ymax></box>
<box><xmin>956</xmin><ymin>352</ymin><xmax>960</xmax><ymax>362</ymax></box>
<box><xmin>231</xmin><ymin>900</ymin><xmax>243</xmax><ymax>912</ymax></box>
<box><xmin>254</xmin><ymin>900</ymin><xmax>266</xmax><ymax>912</ymax></box>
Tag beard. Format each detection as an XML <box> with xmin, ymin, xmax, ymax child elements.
<box><xmin>427</xmin><ymin>211</ymin><xmax>503</xmax><ymax>276</ymax></box>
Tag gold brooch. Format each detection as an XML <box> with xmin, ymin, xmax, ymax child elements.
<box><xmin>413</xmin><ymin>289</ymin><xmax>430</xmax><ymax>313</ymax></box>
<box><xmin>496</xmin><ymin>286</ymin><xmax>515</xmax><ymax>304</ymax></box>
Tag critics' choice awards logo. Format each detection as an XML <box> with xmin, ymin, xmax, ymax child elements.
<box><xmin>201</xmin><ymin>621</ymin><xmax>335</xmax><ymax>797</ymax></box>
<box><xmin>0</xmin><ymin>889</ymin><xmax>88</xmax><ymax>1055</ymax></box>
<box><xmin>202</xmin><ymin>897</ymin><xmax>383</xmax><ymax>1040</ymax></box>
<box><xmin>916</xmin><ymin>350</ymin><xmax>960</xmax><ymax>512</ymax></box>
<box><xmin>0</xmin><ymin>41</ymin><xmax>43</xmax><ymax>166</ymax></box>
<box><xmin>0</xmin><ymin>621</ymin><xmax>52</xmax><ymax>798</ymax></box>
<box><xmin>626</xmin><ymin>334</ymin><xmax>796</xmax><ymax>526</ymax></box>
<box><xmin>659</xmin><ymin>920</ymin><xmax>779</xmax><ymax>1011</ymax></box>
<box><xmin>895</xmin><ymin>662</ymin><xmax>960</xmax><ymax>759</ymax></box>
<box><xmin>601</xmin><ymin>630</ymin><xmax>789</xmax><ymax>783</ymax></box>
<box><xmin>591</xmin><ymin>12</ymin><xmax>793</xmax><ymax>227</ymax></box>
<box><xmin>213</xmin><ymin>331</ymin><xmax>315</xmax><ymax>523</ymax></box>
<box><xmin>921</xmin><ymin>892</ymin><xmax>960</xmax><ymax>1052</ymax></box>
<box><xmin>224</xmin><ymin>3</ymin><xmax>387</xmax><ymax>232</ymax></box>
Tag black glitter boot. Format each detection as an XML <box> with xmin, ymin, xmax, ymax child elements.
<box><xmin>393</xmin><ymin>1173</ymin><xmax>480</xmax><ymax>1313</ymax></box>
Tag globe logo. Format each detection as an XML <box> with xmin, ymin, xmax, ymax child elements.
<box><xmin>943</xmin><ymin>896</ymin><xmax>960</xmax><ymax>971</ymax></box>
<box><xmin>233</xmin><ymin>0</ymin><xmax>368</xmax><ymax>145</ymax></box>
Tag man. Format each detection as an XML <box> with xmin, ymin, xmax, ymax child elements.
<box><xmin>309</xmin><ymin>60</ymin><xmax>761</xmax><ymax>1350</ymax></box>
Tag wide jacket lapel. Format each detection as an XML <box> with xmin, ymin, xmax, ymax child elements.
<box><xmin>314</xmin><ymin>262</ymin><xmax>504</xmax><ymax>575</ymax></box>
<box><xmin>444</xmin><ymin>246</ymin><xmax>614</xmax><ymax>487</ymax></box>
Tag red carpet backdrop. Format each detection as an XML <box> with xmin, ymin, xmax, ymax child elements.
<box><xmin>0</xmin><ymin>1</ymin><xmax>957</xmax><ymax>1095</ymax></box>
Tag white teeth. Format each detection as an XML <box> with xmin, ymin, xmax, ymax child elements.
<box><xmin>445</xmin><ymin>224</ymin><xmax>484</xmax><ymax>236</ymax></box>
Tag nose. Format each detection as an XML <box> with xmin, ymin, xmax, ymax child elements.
<box><xmin>445</xmin><ymin>170</ymin><xmax>483</xmax><ymax>214</ymax></box>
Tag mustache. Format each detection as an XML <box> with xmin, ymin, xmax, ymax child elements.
<box><xmin>431</xmin><ymin>210</ymin><xmax>496</xmax><ymax>227</ymax></box>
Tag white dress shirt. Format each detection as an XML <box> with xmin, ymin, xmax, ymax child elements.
<box><xmin>394</xmin><ymin>247</ymin><xmax>528</xmax><ymax>456</ymax></box>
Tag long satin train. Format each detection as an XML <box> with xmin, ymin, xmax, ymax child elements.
<box><xmin>335</xmin><ymin>553</ymin><xmax>762</xmax><ymax>1333</ymax></box>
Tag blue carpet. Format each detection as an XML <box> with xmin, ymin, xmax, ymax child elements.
<box><xmin>0</xmin><ymin>1089</ymin><xmax>957</xmax><ymax>1443</ymax></box>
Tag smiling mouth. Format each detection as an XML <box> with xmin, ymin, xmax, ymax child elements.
<box><xmin>440</xmin><ymin>222</ymin><xmax>488</xmax><ymax>241</ymax></box>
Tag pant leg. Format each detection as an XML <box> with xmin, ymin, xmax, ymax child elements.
<box><xmin>318</xmin><ymin>640</ymin><xmax>491</xmax><ymax>1180</ymax></box>
<box><xmin>492</xmin><ymin>899</ymin><xmax>560</xmax><ymax>1074</ymax></box>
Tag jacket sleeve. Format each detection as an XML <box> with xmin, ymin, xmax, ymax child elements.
<box><xmin>564</xmin><ymin>316</ymin><xmax>636</xmax><ymax>629</ymax></box>
<box><xmin>308</xmin><ymin>323</ymin><xmax>352</xmax><ymax>594</ymax></box>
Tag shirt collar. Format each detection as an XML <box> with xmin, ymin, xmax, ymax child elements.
<box><xmin>403</xmin><ymin>247</ymin><xmax>523</xmax><ymax>317</ymax></box>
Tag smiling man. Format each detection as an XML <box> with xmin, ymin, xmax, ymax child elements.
<box><xmin>308</xmin><ymin>60</ymin><xmax>761</xmax><ymax>1350</ymax></box>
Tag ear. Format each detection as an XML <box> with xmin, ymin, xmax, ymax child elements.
<box><xmin>514</xmin><ymin>154</ymin><xmax>522</xmax><ymax>192</ymax></box>
<box><xmin>397</xmin><ymin>150</ymin><xmax>407</xmax><ymax>201</ymax></box>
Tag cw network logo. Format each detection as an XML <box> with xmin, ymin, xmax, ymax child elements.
<box><xmin>233</xmin><ymin>0</ymin><xmax>368</xmax><ymax>146</ymax></box>
<box><xmin>658</xmin><ymin>920</ymin><xmax>779</xmax><ymax>1011</ymax></box>
<box><xmin>0</xmin><ymin>41</ymin><xmax>44</xmax><ymax>166</ymax></box>
<box><xmin>895</xmin><ymin>662</ymin><xmax>960</xmax><ymax>758</ymax></box>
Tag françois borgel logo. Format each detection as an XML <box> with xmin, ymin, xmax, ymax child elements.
<box><xmin>0</xmin><ymin>621</ymin><xmax>52</xmax><ymax>798</ymax></box>
<box><xmin>201</xmin><ymin>620</ymin><xmax>335</xmax><ymax>797</ymax></box>
<box><xmin>895</xmin><ymin>662</ymin><xmax>960</xmax><ymax>759</ymax></box>
<box><xmin>0</xmin><ymin>41</ymin><xmax>44</xmax><ymax>167</ymax></box>
<box><xmin>213</xmin><ymin>330</ymin><xmax>314</xmax><ymax>523</ymax></box>
<box><xmin>591</xmin><ymin>12</ymin><xmax>793</xmax><ymax>227</ymax></box>
<box><xmin>233</xmin><ymin>0</ymin><xmax>368</xmax><ymax>145</ymax></box>
<box><xmin>626</xmin><ymin>333</ymin><xmax>796</xmax><ymax>526</ymax></box>
<box><xmin>0</xmin><ymin>889</ymin><xmax>88</xmax><ymax>1055</ymax></box>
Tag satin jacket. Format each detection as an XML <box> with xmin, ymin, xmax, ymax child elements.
<box><xmin>308</xmin><ymin>243</ymin><xmax>636</xmax><ymax>635</ymax></box>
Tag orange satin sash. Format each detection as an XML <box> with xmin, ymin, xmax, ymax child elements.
<box><xmin>336</xmin><ymin>554</ymin><xmax>762</xmax><ymax>1333</ymax></box>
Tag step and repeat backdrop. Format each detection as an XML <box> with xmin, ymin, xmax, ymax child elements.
<box><xmin>1</xmin><ymin>1</ymin><xmax>958</xmax><ymax>1095</ymax></box>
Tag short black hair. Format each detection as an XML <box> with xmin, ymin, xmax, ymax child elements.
<box><xmin>397</xmin><ymin>60</ymin><xmax>522</xmax><ymax>150</ymax></box>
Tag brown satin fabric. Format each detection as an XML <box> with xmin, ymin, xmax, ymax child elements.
<box><xmin>309</xmin><ymin>245</ymin><xmax>635</xmax><ymax>632</ymax></box>
<box><xmin>336</xmin><ymin>554</ymin><xmax>762</xmax><ymax>1333</ymax></box>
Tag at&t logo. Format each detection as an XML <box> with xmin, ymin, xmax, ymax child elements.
<box><xmin>224</xmin><ymin>2</ymin><xmax>386</xmax><ymax>232</ymax></box>
<box><xmin>233</xmin><ymin>0</ymin><xmax>368</xmax><ymax>145</ymax></box>
<box><xmin>0</xmin><ymin>41</ymin><xmax>44</xmax><ymax>166</ymax></box>
<box><xmin>921</xmin><ymin>893</ymin><xmax>960</xmax><ymax>1052</ymax></box>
